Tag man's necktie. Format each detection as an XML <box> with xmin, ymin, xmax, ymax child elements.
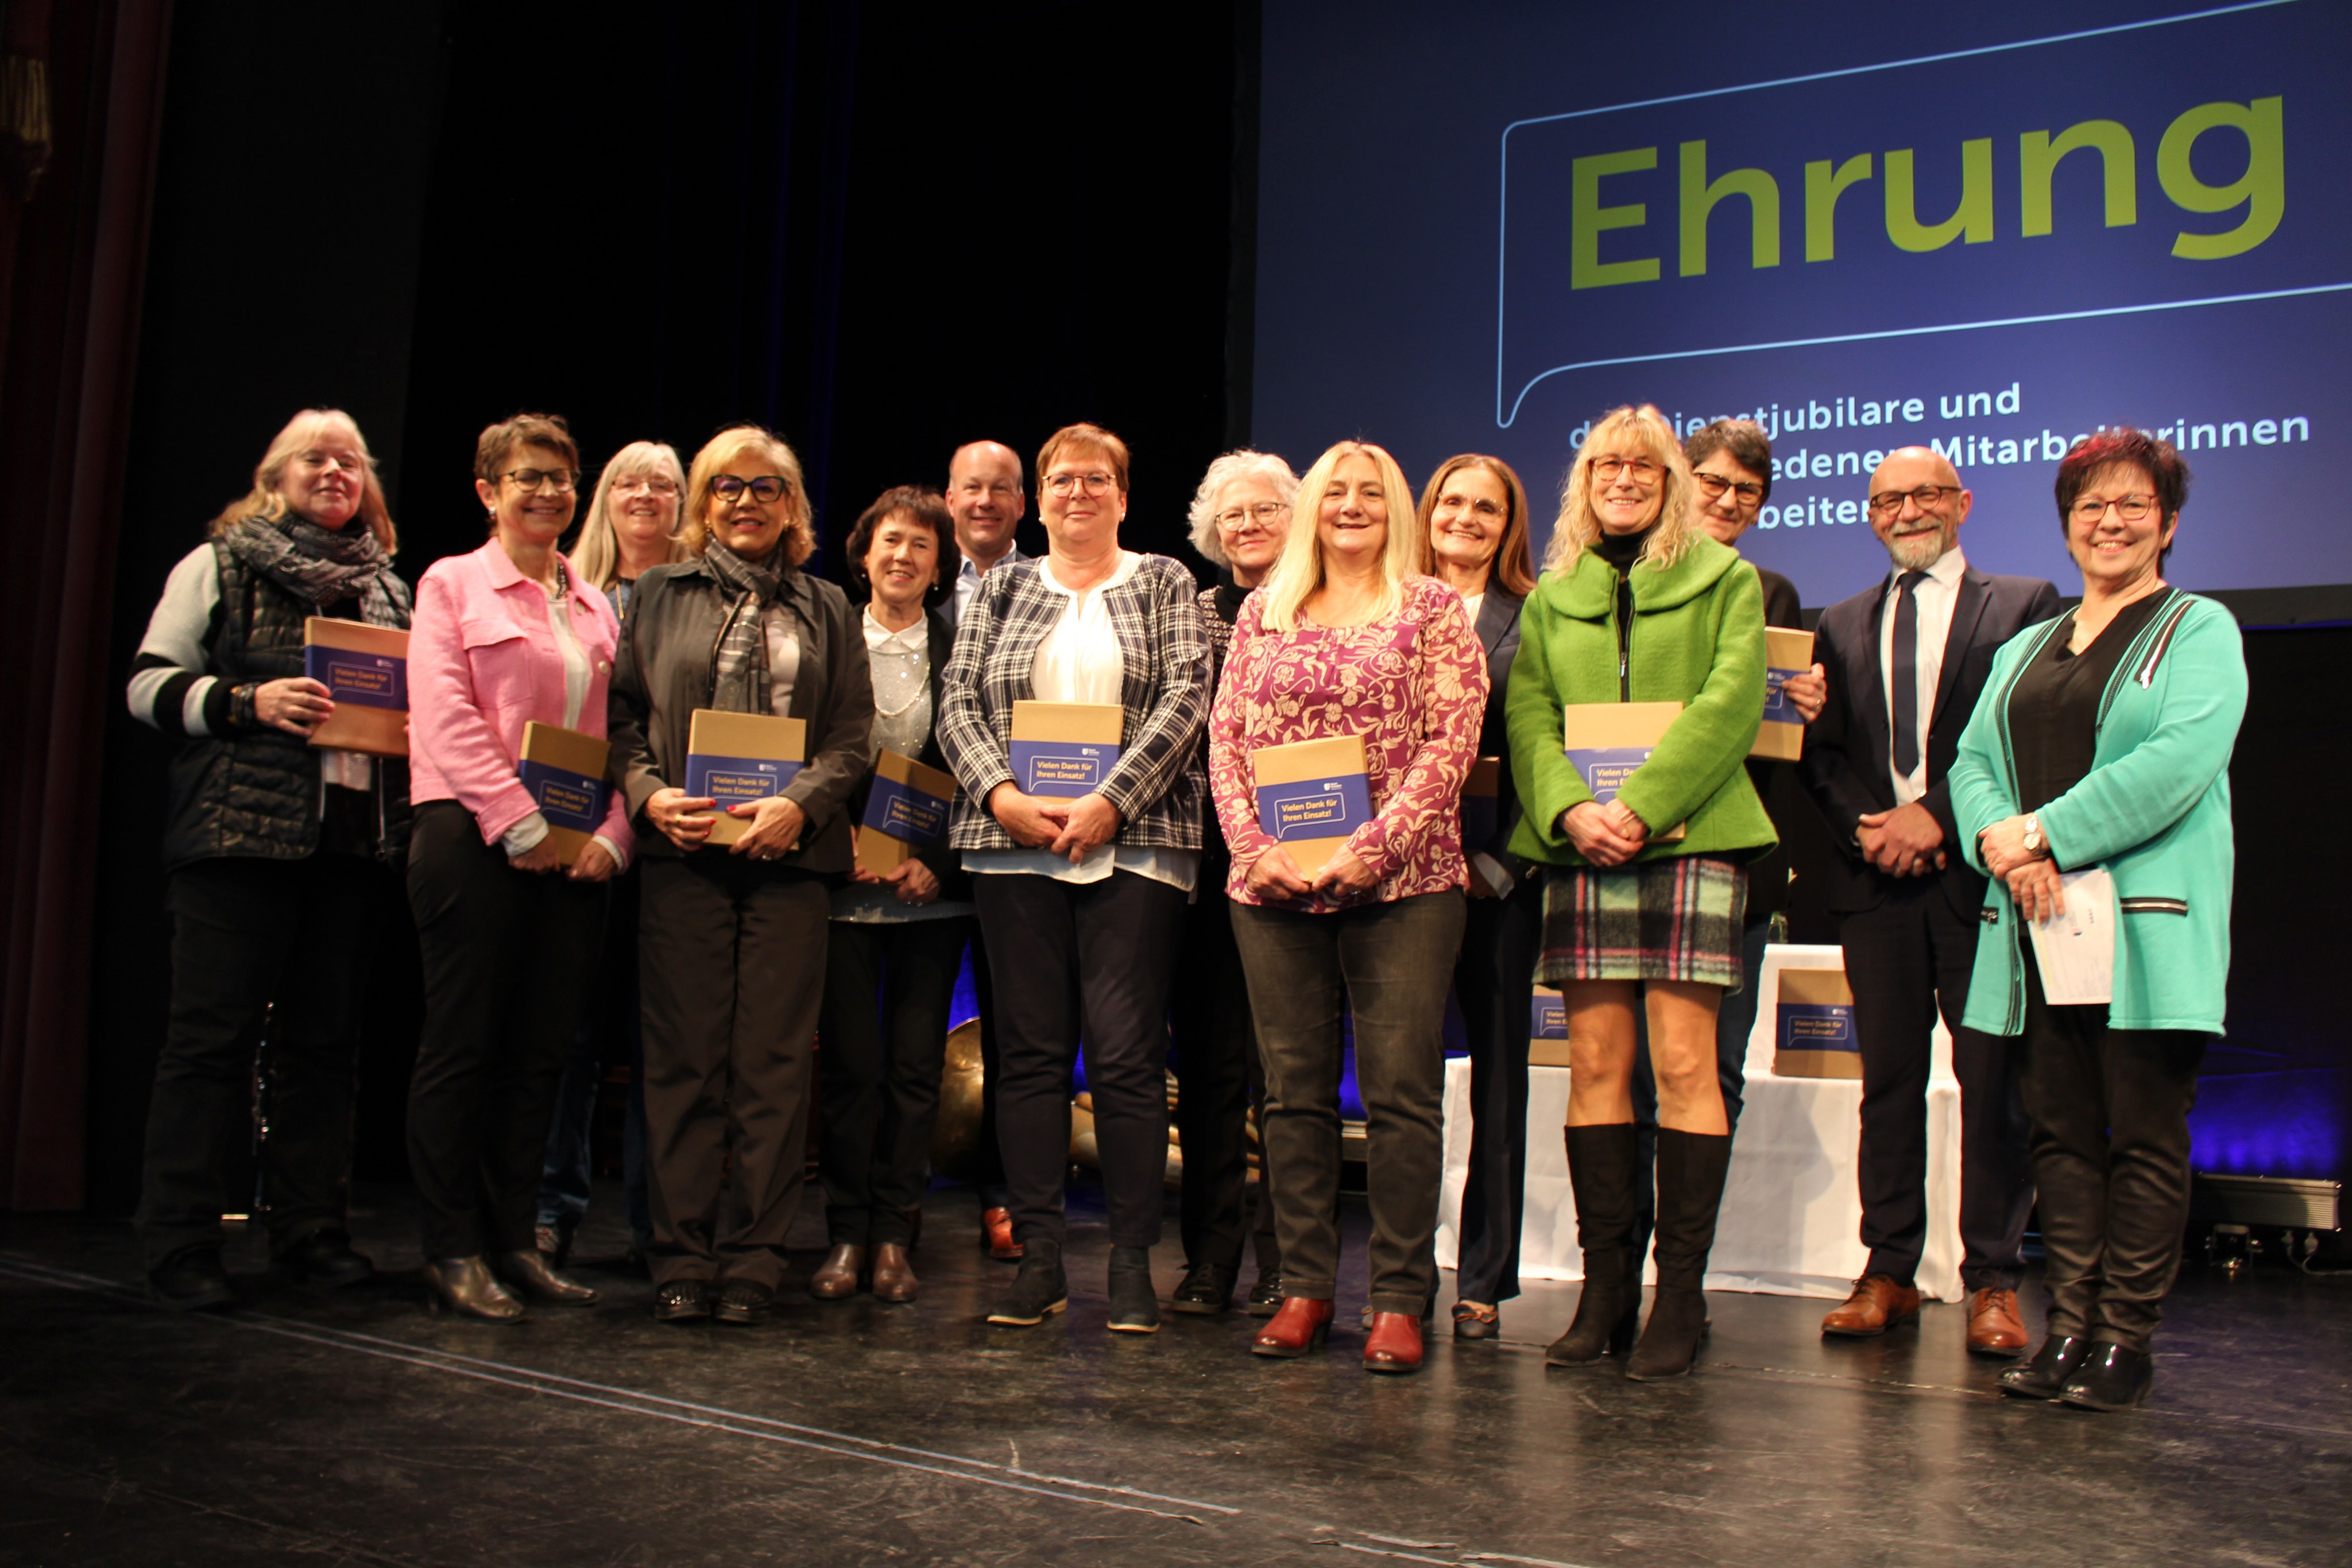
<box><xmin>1890</xmin><ymin>570</ymin><xmax>1928</xmax><ymax>780</ymax></box>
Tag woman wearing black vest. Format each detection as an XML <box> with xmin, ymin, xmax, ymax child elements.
<box><xmin>811</xmin><ymin>487</ymin><xmax>973</xmax><ymax>1305</ymax></box>
<box><xmin>125</xmin><ymin>408</ymin><xmax>412</xmax><ymax>1309</ymax></box>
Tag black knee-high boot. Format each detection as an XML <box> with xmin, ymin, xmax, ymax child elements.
<box><xmin>1626</xmin><ymin>1127</ymin><xmax>1731</xmax><ymax>1381</ymax></box>
<box><xmin>1546</xmin><ymin>1123</ymin><xmax>1639</xmax><ymax>1366</ymax></box>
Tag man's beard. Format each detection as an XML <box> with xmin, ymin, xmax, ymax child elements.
<box><xmin>1885</xmin><ymin>524</ymin><xmax>1949</xmax><ymax>571</ymax></box>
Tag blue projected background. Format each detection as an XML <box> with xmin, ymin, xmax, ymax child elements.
<box><xmin>1250</xmin><ymin>0</ymin><xmax>2352</xmax><ymax>609</ymax></box>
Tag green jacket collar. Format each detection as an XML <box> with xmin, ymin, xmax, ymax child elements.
<box><xmin>1555</xmin><ymin>532</ymin><xmax>1742</xmax><ymax>619</ymax></box>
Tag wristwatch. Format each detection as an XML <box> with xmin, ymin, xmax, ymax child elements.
<box><xmin>2021</xmin><ymin>813</ymin><xmax>2045</xmax><ymax>857</ymax></box>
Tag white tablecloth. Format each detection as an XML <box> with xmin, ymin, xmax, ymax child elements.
<box><xmin>1436</xmin><ymin>943</ymin><xmax>1964</xmax><ymax>1302</ymax></box>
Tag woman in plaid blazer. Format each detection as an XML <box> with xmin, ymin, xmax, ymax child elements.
<box><xmin>937</xmin><ymin>422</ymin><xmax>1213</xmax><ymax>1336</ymax></box>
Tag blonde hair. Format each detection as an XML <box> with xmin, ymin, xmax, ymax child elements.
<box><xmin>679</xmin><ymin>424</ymin><xmax>816</xmax><ymax>567</ymax></box>
<box><xmin>1415</xmin><ymin>454</ymin><xmax>1537</xmax><ymax>598</ymax></box>
<box><xmin>572</xmin><ymin>440</ymin><xmax>687</xmax><ymax>591</ymax></box>
<box><xmin>209</xmin><ymin>408</ymin><xmax>397</xmax><ymax>553</ymax></box>
<box><xmin>1186</xmin><ymin>449</ymin><xmax>1299</xmax><ymax>566</ymax></box>
<box><xmin>1541</xmin><ymin>404</ymin><xmax>1700</xmax><ymax>575</ymax></box>
<box><xmin>1257</xmin><ymin>441</ymin><xmax>1418</xmax><ymax>633</ymax></box>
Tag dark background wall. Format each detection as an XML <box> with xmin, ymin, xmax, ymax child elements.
<box><xmin>66</xmin><ymin>0</ymin><xmax>2347</xmax><ymax>1211</ymax></box>
<box><xmin>84</xmin><ymin>0</ymin><xmax>1254</xmax><ymax>1211</ymax></box>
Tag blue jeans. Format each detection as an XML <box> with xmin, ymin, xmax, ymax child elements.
<box><xmin>537</xmin><ymin>1028</ymin><xmax>651</xmax><ymax>1245</ymax></box>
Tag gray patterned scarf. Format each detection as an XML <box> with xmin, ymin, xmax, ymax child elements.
<box><xmin>220</xmin><ymin>513</ymin><xmax>405</xmax><ymax>628</ymax></box>
<box><xmin>704</xmin><ymin>539</ymin><xmax>784</xmax><ymax>714</ymax></box>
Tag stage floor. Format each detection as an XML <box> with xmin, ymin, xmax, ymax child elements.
<box><xmin>3</xmin><ymin>1182</ymin><xmax>2346</xmax><ymax>1567</ymax></box>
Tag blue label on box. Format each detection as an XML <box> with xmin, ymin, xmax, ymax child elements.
<box><xmin>686</xmin><ymin>753</ymin><xmax>803</xmax><ymax>804</ymax></box>
<box><xmin>1777</xmin><ymin>1001</ymin><xmax>1857</xmax><ymax>1053</ymax></box>
<box><xmin>518</xmin><ymin>760</ymin><xmax>609</xmax><ymax>833</ymax></box>
<box><xmin>1761</xmin><ymin>666</ymin><xmax>1808</xmax><ymax>723</ymax></box>
<box><xmin>1257</xmin><ymin>773</ymin><xmax>1372</xmax><ymax>842</ymax></box>
<box><xmin>1009</xmin><ymin>740</ymin><xmax>1120</xmax><ymax>797</ymax></box>
<box><xmin>1568</xmin><ymin>744</ymin><xmax>1653</xmax><ymax>804</ymax></box>
<box><xmin>863</xmin><ymin>775</ymin><xmax>950</xmax><ymax>844</ymax></box>
<box><xmin>1460</xmin><ymin>792</ymin><xmax>1497</xmax><ymax>849</ymax></box>
<box><xmin>304</xmin><ymin>646</ymin><xmax>406</xmax><ymax>710</ymax></box>
<box><xmin>1530</xmin><ymin>994</ymin><xmax>1566</xmax><ymax>1040</ymax></box>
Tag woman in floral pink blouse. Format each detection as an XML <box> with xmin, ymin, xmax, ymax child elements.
<box><xmin>1209</xmin><ymin>439</ymin><xmax>1486</xmax><ymax>1375</ymax></box>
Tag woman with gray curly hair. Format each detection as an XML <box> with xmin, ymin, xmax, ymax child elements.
<box><xmin>1167</xmin><ymin>448</ymin><xmax>1301</xmax><ymax>1316</ymax></box>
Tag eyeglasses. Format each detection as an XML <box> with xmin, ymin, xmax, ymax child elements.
<box><xmin>2070</xmin><ymin>494</ymin><xmax>2159</xmax><ymax>525</ymax></box>
<box><xmin>1216</xmin><ymin>501</ymin><xmax>1291</xmax><ymax>528</ymax></box>
<box><xmin>1045</xmin><ymin>471</ymin><xmax>1117</xmax><ymax>498</ymax></box>
<box><xmin>1692</xmin><ymin>472</ymin><xmax>1765</xmax><ymax>504</ymax></box>
<box><xmin>711</xmin><ymin>474</ymin><xmax>791</xmax><ymax>504</ymax></box>
<box><xmin>503</xmin><ymin>467</ymin><xmax>579</xmax><ymax>494</ymax></box>
<box><xmin>1866</xmin><ymin>483</ymin><xmax>1959</xmax><ymax>517</ymax></box>
<box><xmin>1588</xmin><ymin>455</ymin><xmax>1662</xmax><ymax>484</ymax></box>
<box><xmin>613</xmin><ymin>477</ymin><xmax>680</xmax><ymax>497</ymax></box>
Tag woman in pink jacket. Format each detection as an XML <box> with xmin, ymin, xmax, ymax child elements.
<box><xmin>405</xmin><ymin>413</ymin><xmax>633</xmax><ymax>1321</ymax></box>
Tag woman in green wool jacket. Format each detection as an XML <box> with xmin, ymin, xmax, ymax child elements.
<box><xmin>1950</xmin><ymin>428</ymin><xmax>2245</xmax><ymax>1416</ymax></box>
<box><xmin>1504</xmin><ymin>402</ymin><xmax>1773</xmax><ymax>1383</ymax></box>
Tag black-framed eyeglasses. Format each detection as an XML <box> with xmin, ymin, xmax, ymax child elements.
<box><xmin>1867</xmin><ymin>483</ymin><xmax>1958</xmax><ymax>517</ymax></box>
<box><xmin>503</xmin><ymin>467</ymin><xmax>579</xmax><ymax>494</ymax></box>
<box><xmin>1692</xmin><ymin>472</ymin><xmax>1765</xmax><ymax>504</ymax></box>
<box><xmin>711</xmin><ymin>474</ymin><xmax>791</xmax><ymax>504</ymax></box>
<box><xmin>2070</xmin><ymin>494</ymin><xmax>2159</xmax><ymax>525</ymax></box>
<box><xmin>1588</xmin><ymin>455</ymin><xmax>1662</xmax><ymax>483</ymax></box>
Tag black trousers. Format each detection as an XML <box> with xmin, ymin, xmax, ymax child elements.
<box><xmin>405</xmin><ymin>802</ymin><xmax>606</xmax><ymax>1260</ymax></box>
<box><xmin>1233</xmin><ymin>892</ymin><xmax>1465</xmax><ymax>1314</ymax></box>
<box><xmin>968</xmin><ymin>925</ymin><xmax>1009</xmax><ymax>1209</ymax></box>
<box><xmin>638</xmin><ymin>855</ymin><xmax>829</xmax><ymax>1290</ymax></box>
<box><xmin>1842</xmin><ymin>885</ymin><xmax>2034</xmax><ymax>1291</ymax></box>
<box><xmin>817</xmin><ymin>913</ymin><xmax>974</xmax><ymax>1246</ymax></box>
<box><xmin>973</xmin><ymin>870</ymin><xmax>1187</xmax><ymax>1251</ymax></box>
<box><xmin>1169</xmin><ymin>885</ymin><xmax>1279</xmax><ymax>1279</ymax></box>
<box><xmin>2017</xmin><ymin>947</ymin><xmax>2207</xmax><ymax>1353</ymax></box>
<box><xmin>1450</xmin><ymin>879</ymin><xmax>1541</xmax><ymax>1305</ymax></box>
<box><xmin>137</xmin><ymin>853</ymin><xmax>395</xmax><ymax>1268</ymax></box>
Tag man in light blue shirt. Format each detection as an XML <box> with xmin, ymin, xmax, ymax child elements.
<box><xmin>946</xmin><ymin>440</ymin><xmax>1029</xmax><ymax>627</ymax></box>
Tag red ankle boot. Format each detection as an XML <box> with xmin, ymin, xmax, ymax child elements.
<box><xmin>1251</xmin><ymin>1296</ymin><xmax>1334</xmax><ymax>1358</ymax></box>
<box><xmin>1363</xmin><ymin>1311</ymin><xmax>1425</xmax><ymax>1374</ymax></box>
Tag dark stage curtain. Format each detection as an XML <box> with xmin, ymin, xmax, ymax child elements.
<box><xmin>0</xmin><ymin>0</ymin><xmax>173</xmax><ymax>1211</ymax></box>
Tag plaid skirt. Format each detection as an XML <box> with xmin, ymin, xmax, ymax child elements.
<box><xmin>1536</xmin><ymin>856</ymin><xmax>1747</xmax><ymax>989</ymax></box>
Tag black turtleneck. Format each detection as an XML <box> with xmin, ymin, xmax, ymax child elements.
<box><xmin>1592</xmin><ymin>524</ymin><xmax>1656</xmax><ymax>571</ymax></box>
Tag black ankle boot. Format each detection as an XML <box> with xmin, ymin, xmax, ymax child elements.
<box><xmin>987</xmin><ymin>1238</ymin><xmax>1067</xmax><ymax>1326</ymax></box>
<box><xmin>2059</xmin><ymin>1341</ymin><xmax>2153</xmax><ymax>1411</ymax></box>
<box><xmin>1626</xmin><ymin>1128</ymin><xmax>1731</xmax><ymax>1381</ymax></box>
<box><xmin>2001</xmin><ymin>1334</ymin><xmax>2094</xmax><ymax>1400</ymax></box>
<box><xmin>1546</xmin><ymin>1123</ymin><xmax>1638</xmax><ymax>1366</ymax></box>
<box><xmin>1107</xmin><ymin>1245</ymin><xmax>1160</xmax><ymax>1334</ymax></box>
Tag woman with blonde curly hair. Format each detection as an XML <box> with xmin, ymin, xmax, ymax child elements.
<box><xmin>607</xmin><ymin>423</ymin><xmax>876</xmax><ymax>1326</ymax></box>
<box><xmin>125</xmin><ymin>408</ymin><xmax>412</xmax><ymax>1309</ymax></box>
<box><xmin>1505</xmin><ymin>404</ymin><xmax>1773</xmax><ymax>1381</ymax></box>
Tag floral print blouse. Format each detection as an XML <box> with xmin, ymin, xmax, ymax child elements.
<box><xmin>1209</xmin><ymin>574</ymin><xmax>1487</xmax><ymax>909</ymax></box>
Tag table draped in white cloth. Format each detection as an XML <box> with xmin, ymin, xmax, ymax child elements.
<box><xmin>1437</xmin><ymin>943</ymin><xmax>1966</xmax><ymax>1302</ymax></box>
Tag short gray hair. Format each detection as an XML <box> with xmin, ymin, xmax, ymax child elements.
<box><xmin>1186</xmin><ymin>449</ymin><xmax>1301</xmax><ymax>566</ymax></box>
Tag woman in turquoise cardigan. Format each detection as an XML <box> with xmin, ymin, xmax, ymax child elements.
<box><xmin>1504</xmin><ymin>404</ymin><xmax>1773</xmax><ymax>1381</ymax></box>
<box><xmin>1950</xmin><ymin>429</ymin><xmax>2246</xmax><ymax>1414</ymax></box>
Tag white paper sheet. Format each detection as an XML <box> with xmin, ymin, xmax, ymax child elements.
<box><xmin>2027</xmin><ymin>866</ymin><xmax>2117</xmax><ymax>1006</ymax></box>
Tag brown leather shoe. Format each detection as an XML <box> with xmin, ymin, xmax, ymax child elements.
<box><xmin>1363</xmin><ymin>1311</ymin><xmax>1425</xmax><ymax>1375</ymax></box>
<box><xmin>981</xmin><ymin>1207</ymin><xmax>1023</xmax><ymax>1261</ymax></box>
<box><xmin>1821</xmin><ymin>1273</ymin><xmax>1921</xmax><ymax>1337</ymax></box>
<box><xmin>1251</xmin><ymin>1296</ymin><xmax>1334</xmax><ymax>1358</ymax></box>
<box><xmin>1966</xmin><ymin>1287</ymin><xmax>2029</xmax><ymax>1356</ymax></box>
<box><xmin>810</xmin><ymin>1244</ymin><xmax>865</xmax><ymax>1300</ymax></box>
<box><xmin>870</xmin><ymin>1244</ymin><xmax>919</xmax><ymax>1303</ymax></box>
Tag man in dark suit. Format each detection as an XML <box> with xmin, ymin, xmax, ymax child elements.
<box><xmin>1800</xmin><ymin>446</ymin><xmax>2060</xmax><ymax>1355</ymax></box>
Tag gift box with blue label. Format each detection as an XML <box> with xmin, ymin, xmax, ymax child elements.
<box><xmin>1008</xmin><ymin>700</ymin><xmax>1123</xmax><ymax>798</ymax></box>
<box><xmin>1561</xmin><ymin>700</ymin><xmax>1686</xmax><ymax>842</ymax></box>
<box><xmin>517</xmin><ymin>721</ymin><xmax>612</xmax><ymax>866</ymax></box>
<box><xmin>856</xmin><ymin>749</ymin><xmax>957</xmax><ymax>874</ymax></box>
<box><xmin>1251</xmin><ymin>733</ymin><xmax>1370</xmax><ymax>877</ymax></box>
<box><xmin>1775</xmin><ymin>965</ymin><xmax>1861</xmax><ymax>1079</ymax></box>
<box><xmin>685</xmin><ymin>708</ymin><xmax>806</xmax><ymax>848</ymax></box>
<box><xmin>303</xmin><ymin>617</ymin><xmax>410</xmax><ymax>757</ymax></box>
<box><xmin>1751</xmin><ymin>626</ymin><xmax>1815</xmax><ymax>762</ymax></box>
